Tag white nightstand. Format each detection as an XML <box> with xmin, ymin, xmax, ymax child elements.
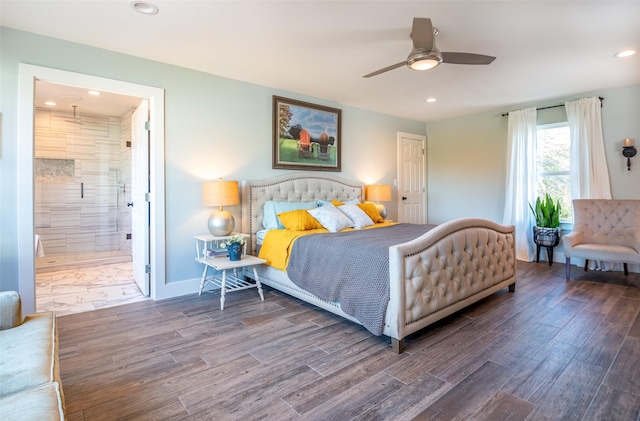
<box><xmin>194</xmin><ymin>234</ymin><xmax>266</xmax><ymax>310</ymax></box>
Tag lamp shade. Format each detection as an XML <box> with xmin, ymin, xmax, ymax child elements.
<box><xmin>202</xmin><ymin>180</ymin><xmax>239</xmax><ymax>207</ymax></box>
<box><xmin>365</xmin><ymin>185</ymin><xmax>392</xmax><ymax>202</ymax></box>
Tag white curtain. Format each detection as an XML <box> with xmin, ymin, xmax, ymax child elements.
<box><xmin>565</xmin><ymin>97</ymin><xmax>612</xmax><ymax>200</ymax></box>
<box><xmin>565</xmin><ymin>97</ymin><xmax>615</xmax><ymax>271</ymax></box>
<box><xmin>503</xmin><ymin>107</ymin><xmax>537</xmax><ymax>261</ymax></box>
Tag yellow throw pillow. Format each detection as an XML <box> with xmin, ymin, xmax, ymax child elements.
<box><xmin>332</xmin><ymin>199</ymin><xmax>344</xmax><ymax>206</ymax></box>
<box><xmin>357</xmin><ymin>202</ymin><xmax>384</xmax><ymax>223</ymax></box>
<box><xmin>278</xmin><ymin>209</ymin><xmax>324</xmax><ymax>231</ymax></box>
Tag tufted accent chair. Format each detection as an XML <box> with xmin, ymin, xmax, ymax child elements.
<box><xmin>563</xmin><ymin>199</ymin><xmax>640</xmax><ymax>280</ymax></box>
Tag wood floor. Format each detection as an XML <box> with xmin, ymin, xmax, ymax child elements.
<box><xmin>57</xmin><ymin>261</ymin><xmax>640</xmax><ymax>420</ymax></box>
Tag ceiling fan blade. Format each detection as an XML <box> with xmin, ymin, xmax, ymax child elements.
<box><xmin>441</xmin><ymin>52</ymin><xmax>496</xmax><ymax>65</ymax></box>
<box><xmin>411</xmin><ymin>17</ymin><xmax>433</xmax><ymax>50</ymax></box>
<box><xmin>362</xmin><ymin>61</ymin><xmax>407</xmax><ymax>78</ymax></box>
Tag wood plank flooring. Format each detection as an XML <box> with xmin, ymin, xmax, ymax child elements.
<box><xmin>57</xmin><ymin>262</ymin><xmax>640</xmax><ymax>420</ymax></box>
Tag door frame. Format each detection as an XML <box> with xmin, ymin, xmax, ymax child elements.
<box><xmin>17</xmin><ymin>64</ymin><xmax>166</xmax><ymax>314</ymax></box>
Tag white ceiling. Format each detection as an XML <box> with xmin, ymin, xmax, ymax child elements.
<box><xmin>34</xmin><ymin>81</ymin><xmax>143</xmax><ymax>117</ymax></box>
<box><xmin>3</xmin><ymin>1</ymin><xmax>639</xmax><ymax>122</ymax></box>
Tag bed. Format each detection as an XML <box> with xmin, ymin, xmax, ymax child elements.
<box><xmin>241</xmin><ymin>172</ymin><xmax>516</xmax><ymax>353</ymax></box>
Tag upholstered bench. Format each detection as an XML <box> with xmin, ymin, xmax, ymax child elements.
<box><xmin>563</xmin><ymin>199</ymin><xmax>640</xmax><ymax>280</ymax></box>
<box><xmin>0</xmin><ymin>291</ymin><xmax>66</xmax><ymax>420</ymax></box>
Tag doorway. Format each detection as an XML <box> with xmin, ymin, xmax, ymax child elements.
<box><xmin>17</xmin><ymin>64</ymin><xmax>166</xmax><ymax>315</ymax></box>
<box><xmin>33</xmin><ymin>80</ymin><xmax>147</xmax><ymax>314</ymax></box>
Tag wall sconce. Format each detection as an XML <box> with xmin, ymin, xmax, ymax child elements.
<box><xmin>202</xmin><ymin>179</ymin><xmax>239</xmax><ymax>236</ymax></box>
<box><xmin>365</xmin><ymin>184</ymin><xmax>392</xmax><ymax>219</ymax></box>
<box><xmin>622</xmin><ymin>138</ymin><xmax>636</xmax><ymax>171</ymax></box>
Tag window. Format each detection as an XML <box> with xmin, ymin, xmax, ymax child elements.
<box><xmin>536</xmin><ymin>122</ymin><xmax>572</xmax><ymax>221</ymax></box>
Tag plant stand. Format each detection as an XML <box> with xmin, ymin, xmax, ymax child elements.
<box><xmin>533</xmin><ymin>226</ymin><xmax>561</xmax><ymax>266</ymax></box>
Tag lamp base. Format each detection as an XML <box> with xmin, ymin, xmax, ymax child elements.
<box><xmin>374</xmin><ymin>203</ymin><xmax>387</xmax><ymax>220</ymax></box>
<box><xmin>208</xmin><ymin>210</ymin><xmax>235</xmax><ymax>236</ymax></box>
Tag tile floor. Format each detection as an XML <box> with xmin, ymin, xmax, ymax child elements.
<box><xmin>36</xmin><ymin>260</ymin><xmax>148</xmax><ymax>316</ymax></box>
<box><xmin>36</xmin><ymin>250</ymin><xmax>132</xmax><ymax>273</ymax></box>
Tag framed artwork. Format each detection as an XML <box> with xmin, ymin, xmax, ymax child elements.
<box><xmin>272</xmin><ymin>95</ymin><xmax>341</xmax><ymax>171</ymax></box>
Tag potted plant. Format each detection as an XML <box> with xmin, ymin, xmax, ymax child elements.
<box><xmin>529</xmin><ymin>194</ymin><xmax>561</xmax><ymax>264</ymax></box>
<box><xmin>220</xmin><ymin>235</ymin><xmax>245</xmax><ymax>261</ymax></box>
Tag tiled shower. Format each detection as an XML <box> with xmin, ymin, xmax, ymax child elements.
<box><xmin>34</xmin><ymin>106</ymin><xmax>134</xmax><ymax>269</ymax></box>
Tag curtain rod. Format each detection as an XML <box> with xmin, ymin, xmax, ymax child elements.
<box><xmin>501</xmin><ymin>96</ymin><xmax>603</xmax><ymax>117</ymax></box>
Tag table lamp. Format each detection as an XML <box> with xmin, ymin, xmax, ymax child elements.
<box><xmin>202</xmin><ymin>179</ymin><xmax>239</xmax><ymax>236</ymax></box>
<box><xmin>365</xmin><ymin>184</ymin><xmax>392</xmax><ymax>219</ymax></box>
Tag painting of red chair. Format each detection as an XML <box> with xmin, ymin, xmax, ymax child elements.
<box><xmin>272</xmin><ymin>95</ymin><xmax>341</xmax><ymax>171</ymax></box>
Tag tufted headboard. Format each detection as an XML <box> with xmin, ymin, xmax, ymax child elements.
<box><xmin>241</xmin><ymin>172</ymin><xmax>364</xmax><ymax>254</ymax></box>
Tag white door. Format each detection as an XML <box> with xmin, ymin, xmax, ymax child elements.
<box><xmin>397</xmin><ymin>132</ymin><xmax>427</xmax><ymax>224</ymax></box>
<box><xmin>131</xmin><ymin>100</ymin><xmax>150</xmax><ymax>296</ymax></box>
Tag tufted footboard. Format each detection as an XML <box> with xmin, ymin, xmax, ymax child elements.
<box><xmin>386</xmin><ymin>218</ymin><xmax>516</xmax><ymax>353</ymax></box>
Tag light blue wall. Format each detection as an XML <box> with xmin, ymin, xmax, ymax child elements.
<box><xmin>4</xmin><ymin>27</ymin><xmax>636</xmax><ymax>292</ymax></box>
<box><xmin>426</xmin><ymin>84</ymin><xmax>640</xmax><ymax>224</ymax></box>
<box><xmin>0</xmin><ymin>28</ymin><xmax>425</xmax><ymax>291</ymax></box>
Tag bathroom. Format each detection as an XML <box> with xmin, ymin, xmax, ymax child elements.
<box><xmin>34</xmin><ymin>81</ymin><xmax>147</xmax><ymax>314</ymax></box>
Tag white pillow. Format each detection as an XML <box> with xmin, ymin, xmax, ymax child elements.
<box><xmin>338</xmin><ymin>204</ymin><xmax>374</xmax><ymax>229</ymax></box>
<box><xmin>262</xmin><ymin>201</ymin><xmax>318</xmax><ymax>229</ymax></box>
<box><xmin>308</xmin><ymin>204</ymin><xmax>354</xmax><ymax>232</ymax></box>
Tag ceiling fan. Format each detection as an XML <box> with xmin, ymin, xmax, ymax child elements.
<box><xmin>363</xmin><ymin>17</ymin><xmax>496</xmax><ymax>78</ymax></box>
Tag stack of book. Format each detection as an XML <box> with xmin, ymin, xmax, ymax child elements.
<box><xmin>204</xmin><ymin>248</ymin><xmax>228</xmax><ymax>258</ymax></box>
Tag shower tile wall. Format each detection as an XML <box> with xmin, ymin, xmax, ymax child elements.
<box><xmin>35</xmin><ymin>108</ymin><xmax>133</xmax><ymax>256</ymax></box>
<box><xmin>119</xmin><ymin>109</ymin><xmax>133</xmax><ymax>254</ymax></box>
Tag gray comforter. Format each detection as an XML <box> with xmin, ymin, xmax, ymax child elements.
<box><xmin>286</xmin><ymin>223</ymin><xmax>436</xmax><ymax>335</ymax></box>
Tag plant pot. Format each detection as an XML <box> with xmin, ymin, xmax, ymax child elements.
<box><xmin>533</xmin><ymin>226</ymin><xmax>561</xmax><ymax>247</ymax></box>
<box><xmin>228</xmin><ymin>242</ymin><xmax>242</xmax><ymax>261</ymax></box>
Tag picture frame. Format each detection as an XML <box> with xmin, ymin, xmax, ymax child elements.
<box><xmin>272</xmin><ymin>95</ymin><xmax>341</xmax><ymax>172</ymax></box>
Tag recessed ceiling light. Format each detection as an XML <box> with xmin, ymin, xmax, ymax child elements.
<box><xmin>44</xmin><ymin>101</ymin><xmax>57</xmax><ymax>106</ymax></box>
<box><xmin>614</xmin><ymin>50</ymin><xmax>636</xmax><ymax>58</ymax></box>
<box><xmin>130</xmin><ymin>1</ymin><xmax>159</xmax><ymax>15</ymax></box>
<box><xmin>426</xmin><ymin>98</ymin><xmax>437</xmax><ymax>103</ymax></box>
<box><xmin>88</xmin><ymin>90</ymin><xmax>101</xmax><ymax>96</ymax></box>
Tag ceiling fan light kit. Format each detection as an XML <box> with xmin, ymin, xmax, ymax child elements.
<box><xmin>408</xmin><ymin>51</ymin><xmax>443</xmax><ymax>70</ymax></box>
